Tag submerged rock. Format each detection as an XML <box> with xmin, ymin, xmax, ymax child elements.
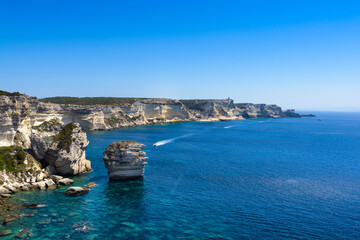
<box><xmin>2</xmin><ymin>215</ymin><xmax>19</xmax><ymax>225</ymax></box>
<box><xmin>84</xmin><ymin>182</ymin><xmax>97</xmax><ymax>188</ymax></box>
<box><xmin>22</xmin><ymin>203</ymin><xmax>39</xmax><ymax>208</ymax></box>
<box><xmin>103</xmin><ymin>141</ymin><xmax>148</xmax><ymax>180</ymax></box>
<box><xmin>65</xmin><ymin>187</ymin><xmax>90</xmax><ymax>196</ymax></box>
<box><xmin>75</xmin><ymin>225</ymin><xmax>93</xmax><ymax>232</ymax></box>
<box><xmin>0</xmin><ymin>230</ymin><xmax>12</xmax><ymax>236</ymax></box>
<box><xmin>15</xmin><ymin>227</ymin><xmax>30</xmax><ymax>238</ymax></box>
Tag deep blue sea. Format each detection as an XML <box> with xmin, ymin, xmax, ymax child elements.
<box><xmin>2</xmin><ymin>112</ymin><xmax>360</xmax><ymax>239</ymax></box>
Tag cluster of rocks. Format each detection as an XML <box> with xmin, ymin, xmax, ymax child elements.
<box><xmin>0</xmin><ymin>173</ymin><xmax>74</xmax><ymax>198</ymax></box>
<box><xmin>103</xmin><ymin>141</ymin><xmax>148</xmax><ymax>180</ymax></box>
<box><xmin>0</xmin><ymin>122</ymin><xmax>91</xmax><ymax>198</ymax></box>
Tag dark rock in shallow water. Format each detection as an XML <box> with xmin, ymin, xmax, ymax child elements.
<box><xmin>37</xmin><ymin>219</ymin><xmax>51</xmax><ymax>225</ymax></box>
<box><xmin>0</xmin><ymin>230</ymin><xmax>12</xmax><ymax>236</ymax></box>
<box><xmin>15</xmin><ymin>227</ymin><xmax>29</xmax><ymax>238</ymax></box>
<box><xmin>65</xmin><ymin>187</ymin><xmax>90</xmax><ymax>196</ymax></box>
<box><xmin>103</xmin><ymin>141</ymin><xmax>148</xmax><ymax>180</ymax></box>
<box><xmin>22</xmin><ymin>203</ymin><xmax>39</xmax><ymax>208</ymax></box>
<box><xmin>2</xmin><ymin>215</ymin><xmax>19</xmax><ymax>225</ymax></box>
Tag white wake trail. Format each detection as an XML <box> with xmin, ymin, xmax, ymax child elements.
<box><xmin>153</xmin><ymin>133</ymin><xmax>194</xmax><ymax>147</ymax></box>
<box><xmin>224</xmin><ymin>125</ymin><xmax>237</xmax><ymax>129</ymax></box>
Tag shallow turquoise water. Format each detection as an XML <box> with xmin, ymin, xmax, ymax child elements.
<box><xmin>2</xmin><ymin>112</ymin><xmax>360</xmax><ymax>239</ymax></box>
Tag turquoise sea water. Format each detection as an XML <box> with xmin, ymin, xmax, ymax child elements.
<box><xmin>1</xmin><ymin>112</ymin><xmax>360</xmax><ymax>239</ymax></box>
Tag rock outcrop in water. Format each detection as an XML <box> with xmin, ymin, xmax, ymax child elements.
<box><xmin>65</xmin><ymin>186</ymin><xmax>90</xmax><ymax>196</ymax></box>
<box><xmin>45</xmin><ymin>122</ymin><xmax>91</xmax><ymax>175</ymax></box>
<box><xmin>103</xmin><ymin>141</ymin><xmax>148</xmax><ymax>180</ymax></box>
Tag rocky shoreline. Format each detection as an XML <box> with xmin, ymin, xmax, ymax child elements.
<box><xmin>0</xmin><ymin>90</ymin><xmax>302</xmax><ymax>196</ymax></box>
<box><xmin>0</xmin><ymin>90</ymin><xmax>302</xmax><ymax>195</ymax></box>
<box><xmin>0</xmin><ymin>90</ymin><xmax>304</xmax><ymax>238</ymax></box>
<box><xmin>0</xmin><ymin>121</ymin><xmax>91</xmax><ymax>198</ymax></box>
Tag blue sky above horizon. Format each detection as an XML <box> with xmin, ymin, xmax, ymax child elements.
<box><xmin>1</xmin><ymin>0</ymin><xmax>359</xmax><ymax>110</ymax></box>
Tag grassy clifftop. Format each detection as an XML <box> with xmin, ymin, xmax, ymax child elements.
<box><xmin>0</xmin><ymin>90</ymin><xmax>23</xmax><ymax>97</ymax></box>
<box><xmin>40</xmin><ymin>96</ymin><xmax>232</xmax><ymax>107</ymax></box>
<box><xmin>40</xmin><ymin>97</ymin><xmax>143</xmax><ymax>105</ymax></box>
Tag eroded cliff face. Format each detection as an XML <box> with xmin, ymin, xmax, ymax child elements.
<box><xmin>103</xmin><ymin>141</ymin><xmax>148</xmax><ymax>180</ymax></box>
<box><xmin>45</xmin><ymin>122</ymin><xmax>91</xmax><ymax>176</ymax></box>
<box><xmin>235</xmin><ymin>103</ymin><xmax>286</xmax><ymax>118</ymax></box>
<box><xmin>0</xmin><ymin>93</ymin><xmax>300</xmax><ymax>147</ymax></box>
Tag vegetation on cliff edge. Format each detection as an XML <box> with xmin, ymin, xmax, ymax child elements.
<box><xmin>40</xmin><ymin>97</ymin><xmax>143</xmax><ymax>105</ymax></box>
<box><xmin>0</xmin><ymin>90</ymin><xmax>23</xmax><ymax>97</ymax></box>
<box><xmin>33</xmin><ymin>118</ymin><xmax>62</xmax><ymax>132</ymax></box>
<box><xmin>0</xmin><ymin>146</ymin><xmax>27</xmax><ymax>172</ymax></box>
<box><xmin>52</xmin><ymin>122</ymin><xmax>77</xmax><ymax>152</ymax></box>
<box><xmin>179</xmin><ymin>100</ymin><xmax>215</xmax><ymax>110</ymax></box>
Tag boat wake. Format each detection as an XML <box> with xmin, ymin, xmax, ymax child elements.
<box><xmin>224</xmin><ymin>125</ymin><xmax>237</xmax><ymax>129</ymax></box>
<box><xmin>153</xmin><ymin>134</ymin><xmax>193</xmax><ymax>147</ymax></box>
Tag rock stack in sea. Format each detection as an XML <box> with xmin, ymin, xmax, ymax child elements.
<box><xmin>103</xmin><ymin>141</ymin><xmax>148</xmax><ymax>180</ymax></box>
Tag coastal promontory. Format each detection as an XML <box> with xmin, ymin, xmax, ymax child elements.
<box><xmin>45</xmin><ymin>122</ymin><xmax>92</xmax><ymax>176</ymax></box>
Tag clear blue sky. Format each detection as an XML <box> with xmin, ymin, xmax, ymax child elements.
<box><xmin>1</xmin><ymin>0</ymin><xmax>359</xmax><ymax>110</ymax></box>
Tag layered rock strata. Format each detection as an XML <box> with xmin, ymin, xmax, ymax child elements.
<box><xmin>103</xmin><ymin>141</ymin><xmax>148</xmax><ymax>180</ymax></box>
<box><xmin>0</xmin><ymin>92</ymin><xmax>300</xmax><ymax>147</ymax></box>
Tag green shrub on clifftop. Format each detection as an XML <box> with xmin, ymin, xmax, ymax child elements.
<box><xmin>53</xmin><ymin>122</ymin><xmax>77</xmax><ymax>153</ymax></box>
<box><xmin>0</xmin><ymin>90</ymin><xmax>22</xmax><ymax>97</ymax></box>
<box><xmin>0</xmin><ymin>146</ymin><xmax>27</xmax><ymax>172</ymax></box>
